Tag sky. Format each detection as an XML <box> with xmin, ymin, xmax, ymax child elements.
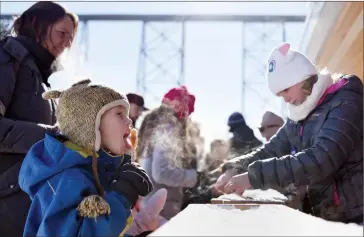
<box><xmin>1</xmin><ymin>1</ymin><xmax>309</xmax><ymax>151</ymax></box>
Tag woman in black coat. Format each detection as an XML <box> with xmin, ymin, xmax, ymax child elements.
<box><xmin>0</xmin><ymin>2</ymin><xmax>78</xmax><ymax>236</ymax></box>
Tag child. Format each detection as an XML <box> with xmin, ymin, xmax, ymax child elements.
<box><xmin>18</xmin><ymin>79</ymin><xmax>153</xmax><ymax>236</ymax></box>
<box><xmin>137</xmin><ymin>86</ymin><xmax>201</xmax><ymax>220</ymax></box>
<box><xmin>216</xmin><ymin>43</ymin><xmax>363</xmax><ymax>223</ymax></box>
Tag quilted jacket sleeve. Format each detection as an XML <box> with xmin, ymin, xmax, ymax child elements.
<box><xmin>223</xmin><ymin>125</ymin><xmax>291</xmax><ymax>173</ymax></box>
<box><xmin>248</xmin><ymin>97</ymin><xmax>362</xmax><ymax>190</ymax></box>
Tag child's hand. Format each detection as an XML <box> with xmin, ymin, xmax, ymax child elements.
<box><xmin>223</xmin><ymin>172</ymin><xmax>251</xmax><ymax>195</ymax></box>
<box><xmin>214</xmin><ymin>168</ymin><xmax>238</xmax><ymax>192</ymax></box>
<box><xmin>110</xmin><ymin>162</ymin><xmax>153</xmax><ymax>207</ymax></box>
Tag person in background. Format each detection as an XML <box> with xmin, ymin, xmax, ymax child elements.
<box><xmin>258</xmin><ymin>111</ymin><xmax>284</xmax><ymax>141</ymax></box>
<box><xmin>227</xmin><ymin>112</ymin><xmax>262</xmax><ymax>158</ymax></box>
<box><xmin>216</xmin><ymin>42</ymin><xmax>363</xmax><ymax>224</ymax></box>
<box><xmin>137</xmin><ymin>86</ymin><xmax>203</xmax><ymax>220</ymax></box>
<box><xmin>204</xmin><ymin>139</ymin><xmax>229</xmax><ymax>172</ymax></box>
<box><xmin>186</xmin><ymin>120</ymin><xmax>205</xmax><ymax>166</ymax></box>
<box><xmin>126</xmin><ymin>93</ymin><xmax>148</xmax><ymax>128</ymax></box>
<box><xmin>0</xmin><ymin>2</ymin><xmax>78</xmax><ymax>235</ymax></box>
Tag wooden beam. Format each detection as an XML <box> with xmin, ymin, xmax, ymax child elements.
<box><xmin>317</xmin><ymin>2</ymin><xmax>363</xmax><ymax>67</ymax></box>
<box><xmin>300</xmin><ymin>2</ymin><xmax>345</xmax><ymax>61</ymax></box>
<box><xmin>338</xmin><ymin>30</ymin><xmax>363</xmax><ymax>80</ymax></box>
<box><xmin>0</xmin><ymin>14</ymin><xmax>306</xmax><ymax>22</ymax></box>
<box><xmin>327</xmin><ymin>10</ymin><xmax>363</xmax><ymax>71</ymax></box>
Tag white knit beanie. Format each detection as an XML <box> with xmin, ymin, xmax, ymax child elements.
<box><xmin>266</xmin><ymin>42</ymin><xmax>318</xmax><ymax>95</ymax></box>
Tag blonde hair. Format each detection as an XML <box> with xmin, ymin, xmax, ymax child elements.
<box><xmin>301</xmin><ymin>66</ymin><xmax>344</xmax><ymax>95</ymax></box>
<box><xmin>301</xmin><ymin>75</ymin><xmax>318</xmax><ymax>96</ymax></box>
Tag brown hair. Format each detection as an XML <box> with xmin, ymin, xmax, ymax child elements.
<box><xmin>12</xmin><ymin>1</ymin><xmax>78</xmax><ymax>45</ymax></box>
<box><xmin>137</xmin><ymin>104</ymin><xmax>197</xmax><ymax>168</ymax></box>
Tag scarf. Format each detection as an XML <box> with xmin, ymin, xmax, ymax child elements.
<box><xmin>287</xmin><ymin>72</ymin><xmax>333</xmax><ymax>122</ymax></box>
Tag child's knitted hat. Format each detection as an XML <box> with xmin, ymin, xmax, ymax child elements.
<box><xmin>42</xmin><ymin>79</ymin><xmax>130</xmax><ymax>219</ymax></box>
<box><xmin>43</xmin><ymin>79</ymin><xmax>130</xmax><ymax>152</ymax></box>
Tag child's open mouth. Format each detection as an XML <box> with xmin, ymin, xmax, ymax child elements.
<box><xmin>123</xmin><ymin>131</ymin><xmax>132</xmax><ymax>150</ymax></box>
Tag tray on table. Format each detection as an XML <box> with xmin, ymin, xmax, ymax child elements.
<box><xmin>211</xmin><ymin>189</ymin><xmax>290</xmax><ymax>210</ymax></box>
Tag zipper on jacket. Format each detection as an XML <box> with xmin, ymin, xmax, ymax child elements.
<box><xmin>290</xmin><ymin>122</ymin><xmax>303</xmax><ymax>155</ymax></box>
<box><xmin>299</xmin><ymin>125</ymin><xmax>304</xmax><ymax>136</ymax></box>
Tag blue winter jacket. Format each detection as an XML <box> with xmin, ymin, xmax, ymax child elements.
<box><xmin>19</xmin><ymin>134</ymin><xmax>133</xmax><ymax>237</ymax></box>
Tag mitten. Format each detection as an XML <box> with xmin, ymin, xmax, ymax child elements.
<box><xmin>126</xmin><ymin>189</ymin><xmax>168</xmax><ymax>236</ymax></box>
<box><xmin>110</xmin><ymin>162</ymin><xmax>153</xmax><ymax>207</ymax></box>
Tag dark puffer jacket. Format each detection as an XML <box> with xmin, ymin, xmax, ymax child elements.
<box><xmin>0</xmin><ymin>36</ymin><xmax>57</xmax><ymax>236</ymax></box>
<box><xmin>225</xmin><ymin>75</ymin><xmax>363</xmax><ymax>223</ymax></box>
<box><xmin>227</xmin><ymin>114</ymin><xmax>263</xmax><ymax>159</ymax></box>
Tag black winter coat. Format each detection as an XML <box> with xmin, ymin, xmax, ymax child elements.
<box><xmin>226</xmin><ymin>75</ymin><xmax>363</xmax><ymax>223</ymax></box>
<box><xmin>0</xmin><ymin>36</ymin><xmax>57</xmax><ymax>236</ymax></box>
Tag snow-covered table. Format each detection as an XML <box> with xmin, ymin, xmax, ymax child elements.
<box><xmin>149</xmin><ymin>204</ymin><xmax>363</xmax><ymax>236</ymax></box>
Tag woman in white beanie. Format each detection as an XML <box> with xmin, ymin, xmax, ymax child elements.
<box><xmin>215</xmin><ymin>42</ymin><xmax>363</xmax><ymax>224</ymax></box>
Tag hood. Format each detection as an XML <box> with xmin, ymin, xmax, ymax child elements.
<box><xmin>19</xmin><ymin>134</ymin><xmax>92</xmax><ymax>198</ymax></box>
<box><xmin>260</xmin><ymin>111</ymin><xmax>284</xmax><ymax>128</ymax></box>
<box><xmin>318</xmin><ymin>74</ymin><xmax>363</xmax><ymax>106</ymax></box>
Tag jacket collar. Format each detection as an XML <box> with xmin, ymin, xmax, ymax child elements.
<box><xmin>14</xmin><ymin>36</ymin><xmax>63</xmax><ymax>87</ymax></box>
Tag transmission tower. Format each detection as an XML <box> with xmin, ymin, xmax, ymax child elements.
<box><xmin>241</xmin><ymin>21</ymin><xmax>291</xmax><ymax>119</ymax></box>
<box><xmin>1</xmin><ymin>14</ymin><xmax>305</xmax><ymax>115</ymax></box>
<box><xmin>136</xmin><ymin>21</ymin><xmax>185</xmax><ymax>105</ymax></box>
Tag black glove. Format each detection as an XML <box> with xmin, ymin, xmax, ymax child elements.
<box><xmin>194</xmin><ymin>171</ymin><xmax>208</xmax><ymax>189</ymax></box>
<box><xmin>110</xmin><ymin>162</ymin><xmax>153</xmax><ymax>207</ymax></box>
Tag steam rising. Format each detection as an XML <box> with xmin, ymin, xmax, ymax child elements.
<box><xmin>137</xmin><ymin>105</ymin><xmax>204</xmax><ymax>170</ymax></box>
<box><xmin>49</xmin><ymin>30</ymin><xmax>94</xmax><ymax>90</ymax></box>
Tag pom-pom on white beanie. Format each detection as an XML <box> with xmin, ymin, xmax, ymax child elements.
<box><xmin>266</xmin><ymin>42</ymin><xmax>318</xmax><ymax>95</ymax></box>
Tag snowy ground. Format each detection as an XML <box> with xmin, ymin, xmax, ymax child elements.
<box><xmin>150</xmin><ymin>204</ymin><xmax>363</xmax><ymax>236</ymax></box>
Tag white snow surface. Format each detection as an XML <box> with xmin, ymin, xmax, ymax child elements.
<box><xmin>149</xmin><ymin>204</ymin><xmax>363</xmax><ymax>236</ymax></box>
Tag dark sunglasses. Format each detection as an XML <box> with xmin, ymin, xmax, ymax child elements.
<box><xmin>259</xmin><ymin>124</ymin><xmax>281</xmax><ymax>133</ymax></box>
